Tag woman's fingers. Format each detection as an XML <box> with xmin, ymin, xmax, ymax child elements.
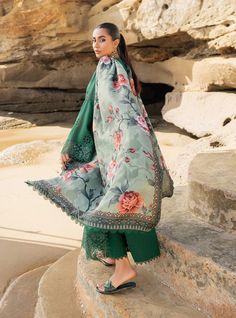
<box><xmin>60</xmin><ymin>155</ymin><xmax>66</xmax><ymax>169</ymax></box>
<box><xmin>61</xmin><ymin>154</ymin><xmax>70</xmax><ymax>162</ymax></box>
<box><xmin>60</xmin><ymin>153</ymin><xmax>71</xmax><ymax>169</ymax></box>
<box><xmin>65</xmin><ymin>153</ymin><xmax>71</xmax><ymax>161</ymax></box>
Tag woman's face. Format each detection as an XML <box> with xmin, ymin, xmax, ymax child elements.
<box><xmin>92</xmin><ymin>28</ymin><xmax>119</xmax><ymax>58</ymax></box>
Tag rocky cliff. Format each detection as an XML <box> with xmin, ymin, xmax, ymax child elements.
<box><xmin>0</xmin><ymin>0</ymin><xmax>235</xmax><ymax>141</ymax></box>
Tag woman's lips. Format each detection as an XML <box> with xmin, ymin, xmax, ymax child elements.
<box><xmin>95</xmin><ymin>50</ymin><xmax>100</xmax><ymax>53</ymax></box>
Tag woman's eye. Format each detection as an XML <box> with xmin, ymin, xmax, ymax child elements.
<box><xmin>92</xmin><ymin>39</ymin><xmax>106</xmax><ymax>43</ymax></box>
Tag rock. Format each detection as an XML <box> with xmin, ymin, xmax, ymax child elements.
<box><xmin>1</xmin><ymin>0</ymin><xmax>234</xmax><ymax>61</ymax></box>
<box><xmin>0</xmin><ymin>265</ymin><xmax>49</xmax><ymax>318</ymax></box>
<box><xmin>34</xmin><ymin>249</ymin><xmax>82</xmax><ymax>318</ymax></box>
<box><xmin>90</xmin><ymin>0</ymin><xmax>236</xmax><ymax>56</ymax></box>
<box><xmin>127</xmin><ymin>56</ymin><xmax>236</xmax><ymax>94</ymax></box>
<box><xmin>0</xmin><ymin>0</ymin><xmax>235</xmax><ymax>114</ymax></box>
<box><xmin>0</xmin><ymin>60</ymin><xmax>96</xmax><ymax>90</ymax></box>
<box><xmin>0</xmin><ymin>140</ymin><xmax>60</xmax><ymax>166</ymax></box>
<box><xmin>0</xmin><ymin>115</ymin><xmax>34</xmax><ymax>129</ymax></box>
<box><xmin>152</xmin><ymin>186</ymin><xmax>236</xmax><ymax>318</ymax></box>
<box><xmin>0</xmin><ymin>111</ymin><xmax>78</xmax><ymax>129</ymax></box>
<box><xmin>76</xmin><ymin>249</ymin><xmax>206</xmax><ymax>318</ymax></box>
<box><xmin>162</xmin><ymin>91</ymin><xmax>236</xmax><ymax>137</ymax></box>
<box><xmin>0</xmin><ymin>1</ymin><xmax>93</xmax><ymax>62</ymax></box>
<box><xmin>0</xmin><ymin>88</ymin><xmax>85</xmax><ymax>113</ymax></box>
<box><xmin>169</xmin><ymin>120</ymin><xmax>236</xmax><ymax>186</ymax></box>
<box><xmin>188</xmin><ymin>150</ymin><xmax>236</xmax><ymax>233</ymax></box>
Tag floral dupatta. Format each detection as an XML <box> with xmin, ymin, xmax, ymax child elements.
<box><xmin>80</xmin><ymin>55</ymin><xmax>174</xmax><ymax>230</ymax></box>
<box><xmin>25</xmin><ymin>55</ymin><xmax>174</xmax><ymax>232</ymax></box>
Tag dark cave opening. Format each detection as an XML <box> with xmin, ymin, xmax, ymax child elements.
<box><xmin>140</xmin><ymin>82</ymin><xmax>174</xmax><ymax>116</ymax></box>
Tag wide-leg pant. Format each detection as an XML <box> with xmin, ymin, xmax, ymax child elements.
<box><xmin>81</xmin><ymin>225</ymin><xmax>161</xmax><ymax>264</ymax></box>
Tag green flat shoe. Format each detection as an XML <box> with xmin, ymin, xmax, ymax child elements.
<box><xmin>96</xmin><ymin>280</ymin><xmax>136</xmax><ymax>294</ymax></box>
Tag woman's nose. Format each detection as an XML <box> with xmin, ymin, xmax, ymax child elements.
<box><xmin>93</xmin><ymin>41</ymin><xmax>99</xmax><ymax>48</ymax></box>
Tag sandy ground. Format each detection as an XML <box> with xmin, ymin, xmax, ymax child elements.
<box><xmin>0</xmin><ymin>119</ymin><xmax>195</xmax><ymax>297</ymax></box>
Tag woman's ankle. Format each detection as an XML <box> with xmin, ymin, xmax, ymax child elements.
<box><xmin>115</xmin><ymin>257</ymin><xmax>136</xmax><ymax>274</ymax></box>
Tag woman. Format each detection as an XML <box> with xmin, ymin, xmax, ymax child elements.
<box><xmin>25</xmin><ymin>22</ymin><xmax>174</xmax><ymax>294</ymax></box>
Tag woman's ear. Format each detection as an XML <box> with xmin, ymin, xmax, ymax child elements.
<box><xmin>114</xmin><ymin>38</ymin><xmax>120</xmax><ymax>48</ymax></box>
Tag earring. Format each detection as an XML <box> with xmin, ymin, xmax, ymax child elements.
<box><xmin>111</xmin><ymin>46</ymin><xmax>119</xmax><ymax>58</ymax></box>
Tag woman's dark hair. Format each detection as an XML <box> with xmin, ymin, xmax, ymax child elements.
<box><xmin>95</xmin><ymin>22</ymin><xmax>142</xmax><ymax>95</ymax></box>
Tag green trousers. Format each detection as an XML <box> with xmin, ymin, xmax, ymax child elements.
<box><xmin>81</xmin><ymin>225</ymin><xmax>161</xmax><ymax>264</ymax></box>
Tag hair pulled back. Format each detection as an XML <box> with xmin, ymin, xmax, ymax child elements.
<box><xmin>95</xmin><ymin>22</ymin><xmax>142</xmax><ymax>95</ymax></box>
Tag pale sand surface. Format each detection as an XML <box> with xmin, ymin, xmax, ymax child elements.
<box><xmin>0</xmin><ymin>121</ymin><xmax>194</xmax><ymax>296</ymax></box>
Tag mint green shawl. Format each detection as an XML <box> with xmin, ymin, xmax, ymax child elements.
<box><xmin>25</xmin><ymin>56</ymin><xmax>174</xmax><ymax>231</ymax></box>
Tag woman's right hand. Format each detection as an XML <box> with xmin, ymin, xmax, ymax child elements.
<box><xmin>60</xmin><ymin>153</ymin><xmax>71</xmax><ymax>170</ymax></box>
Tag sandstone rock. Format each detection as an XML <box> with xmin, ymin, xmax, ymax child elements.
<box><xmin>89</xmin><ymin>0</ymin><xmax>236</xmax><ymax>55</ymax></box>
<box><xmin>0</xmin><ymin>1</ymin><xmax>93</xmax><ymax>62</ymax></box>
<box><xmin>0</xmin><ymin>265</ymin><xmax>49</xmax><ymax>318</ymax></box>
<box><xmin>188</xmin><ymin>150</ymin><xmax>236</xmax><ymax>233</ymax></box>
<box><xmin>0</xmin><ymin>115</ymin><xmax>33</xmax><ymax>129</ymax></box>
<box><xmin>0</xmin><ymin>140</ymin><xmax>60</xmax><ymax>166</ymax></box>
<box><xmin>0</xmin><ymin>88</ymin><xmax>85</xmax><ymax>113</ymax></box>
<box><xmin>0</xmin><ymin>0</ymin><xmax>235</xmax><ymax>75</ymax></box>
<box><xmin>0</xmin><ymin>111</ymin><xmax>78</xmax><ymax>129</ymax></box>
<box><xmin>34</xmin><ymin>249</ymin><xmax>82</xmax><ymax>318</ymax></box>
<box><xmin>133</xmin><ymin>0</ymin><xmax>236</xmax><ymax>44</ymax></box>
<box><xmin>0</xmin><ymin>0</ymin><xmax>235</xmax><ymax>121</ymax></box>
<box><xmin>162</xmin><ymin>91</ymin><xmax>236</xmax><ymax>137</ymax></box>
<box><xmin>169</xmin><ymin>120</ymin><xmax>236</xmax><ymax>186</ymax></box>
<box><xmin>0</xmin><ymin>59</ymin><xmax>96</xmax><ymax>90</ymax></box>
<box><xmin>131</xmin><ymin>56</ymin><xmax>236</xmax><ymax>93</ymax></box>
<box><xmin>76</xmin><ymin>249</ymin><xmax>206</xmax><ymax>318</ymax></box>
<box><xmin>153</xmin><ymin>186</ymin><xmax>236</xmax><ymax>318</ymax></box>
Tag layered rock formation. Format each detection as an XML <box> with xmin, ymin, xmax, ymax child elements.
<box><xmin>0</xmin><ymin>0</ymin><xmax>235</xmax><ymax>110</ymax></box>
<box><xmin>0</xmin><ymin>0</ymin><xmax>235</xmax><ymax>184</ymax></box>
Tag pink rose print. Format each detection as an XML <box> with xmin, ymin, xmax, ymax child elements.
<box><xmin>106</xmin><ymin>115</ymin><xmax>113</xmax><ymax>123</ymax></box>
<box><xmin>125</xmin><ymin>157</ymin><xmax>130</xmax><ymax>163</ymax></box>
<box><xmin>112</xmin><ymin>74</ymin><xmax>129</xmax><ymax>90</ymax></box>
<box><xmin>98</xmin><ymin>158</ymin><xmax>104</xmax><ymax>165</ymax></box>
<box><xmin>130</xmin><ymin>78</ymin><xmax>137</xmax><ymax>96</ymax></box>
<box><xmin>100</xmin><ymin>55</ymin><xmax>112</xmax><ymax>64</ymax></box>
<box><xmin>117</xmin><ymin>191</ymin><xmax>144</xmax><ymax>214</ymax></box>
<box><xmin>113</xmin><ymin>130</ymin><xmax>123</xmax><ymax>150</ymax></box>
<box><xmin>55</xmin><ymin>185</ymin><xmax>62</xmax><ymax>193</ymax></box>
<box><xmin>136</xmin><ymin>115</ymin><xmax>150</xmax><ymax>133</ymax></box>
<box><xmin>108</xmin><ymin>104</ymin><xmax>113</xmax><ymax>113</ymax></box>
<box><xmin>62</xmin><ymin>170</ymin><xmax>73</xmax><ymax>181</ymax></box>
<box><xmin>107</xmin><ymin>159</ymin><xmax>118</xmax><ymax>179</ymax></box>
<box><xmin>115</xmin><ymin>107</ymin><xmax>120</xmax><ymax>113</ymax></box>
<box><xmin>118</xmin><ymin>74</ymin><xmax>129</xmax><ymax>85</ymax></box>
<box><xmin>79</xmin><ymin>163</ymin><xmax>97</xmax><ymax>173</ymax></box>
<box><xmin>129</xmin><ymin>148</ymin><xmax>136</xmax><ymax>153</ymax></box>
<box><xmin>143</xmin><ymin>107</ymin><xmax>148</xmax><ymax>118</ymax></box>
<box><xmin>113</xmin><ymin>81</ymin><xmax>121</xmax><ymax>90</ymax></box>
